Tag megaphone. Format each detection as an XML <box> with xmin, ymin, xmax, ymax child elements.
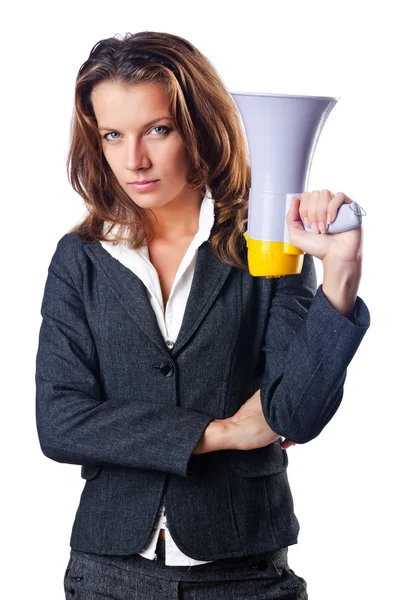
<box><xmin>230</xmin><ymin>92</ymin><xmax>366</xmax><ymax>277</ymax></box>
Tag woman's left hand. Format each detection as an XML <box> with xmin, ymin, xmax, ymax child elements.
<box><xmin>286</xmin><ymin>190</ymin><xmax>363</xmax><ymax>266</ymax></box>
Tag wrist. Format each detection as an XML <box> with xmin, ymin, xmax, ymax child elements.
<box><xmin>322</xmin><ymin>259</ymin><xmax>362</xmax><ymax>318</ymax></box>
<box><xmin>193</xmin><ymin>419</ymin><xmax>235</xmax><ymax>454</ymax></box>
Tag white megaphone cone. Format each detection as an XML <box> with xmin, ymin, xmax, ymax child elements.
<box><xmin>230</xmin><ymin>92</ymin><xmax>365</xmax><ymax>278</ymax></box>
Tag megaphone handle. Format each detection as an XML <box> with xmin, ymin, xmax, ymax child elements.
<box><xmin>291</xmin><ymin>195</ymin><xmax>366</xmax><ymax>234</ymax></box>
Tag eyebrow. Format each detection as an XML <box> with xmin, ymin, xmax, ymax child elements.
<box><xmin>98</xmin><ymin>116</ymin><xmax>173</xmax><ymax>132</ymax></box>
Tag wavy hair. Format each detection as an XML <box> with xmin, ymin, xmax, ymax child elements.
<box><xmin>67</xmin><ymin>31</ymin><xmax>250</xmax><ymax>270</ymax></box>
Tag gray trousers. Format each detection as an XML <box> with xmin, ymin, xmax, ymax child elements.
<box><xmin>64</xmin><ymin>538</ymin><xmax>308</xmax><ymax>599</ymax></box>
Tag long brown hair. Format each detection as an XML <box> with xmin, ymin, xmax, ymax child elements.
<box><xmin>67</xmin><ymin>31</ymin><xmax>250</xmax><ymax>270</ymax></box>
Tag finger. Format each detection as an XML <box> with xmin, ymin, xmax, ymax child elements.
<box><xmin>307</xmin><ymin>191</ymin><xmax>322</xmax><ymax>234</ymax></box>
<box><xmin>298</xmin><ymin>191</ymin><xmax>310</xmax><ymax>226</ymax></box>
<box><xmin>281</xmin><ymin>439</ymin><xmax>296</xmax><ymax>449</ymax></box>
<box><xmin>318</xmin><ymin>189</ymin><xmax>333</xmax><ymax>232</ymax></box>
<box><xmin>307</xmin><ymin>190</ymin><xmax>320</xmax><ymax>224</ymax></box>
<box><xmin>327</xmin><ymin>191</ymin><xmax>352</xmax><ymax>224</ymax></box>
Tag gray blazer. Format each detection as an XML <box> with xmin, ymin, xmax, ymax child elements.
<box><xmin>35</xmin><ymin>232</ymin><xmax>370</xmax><ymax>559</ymax></box>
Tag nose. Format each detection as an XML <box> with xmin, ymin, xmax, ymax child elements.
<box><xmin>125</xmin><ymin>137</ymin><xmax>151</xmax><ymax>171</ymax></box>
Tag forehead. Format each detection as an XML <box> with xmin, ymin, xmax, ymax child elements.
<box><xmin>91</xmin><ymin>81</ymin><xmax>171</xmax><ymax>126</ymax></box>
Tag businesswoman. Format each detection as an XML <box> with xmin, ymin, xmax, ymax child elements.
<box><xmin>35</xmin><ymin>31</ymin><xmax>370</xmax><ymax>599</ymax></box>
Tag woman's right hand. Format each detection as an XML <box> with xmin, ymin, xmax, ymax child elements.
<box><xmin>193</xmin><ymin>390</ymin><xmax>296</xmax><ymax>455</ymax></box>
<box><xmin>226</xmin><ymin>389</ymin><xmax>296</xmax><ymax>451</ymax></box>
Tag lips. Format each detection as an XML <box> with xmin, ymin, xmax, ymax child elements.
<box><xmin>127</xmin><ymin>180</ymin><xmax>160</xmax><ymax>192</ymax></box>
<box><xmin>128</xmin><ymin>180</ymin><xmax>158</xmax><ymax>184</ymax></box>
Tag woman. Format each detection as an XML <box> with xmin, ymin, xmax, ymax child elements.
<box><xmin>35</xmin><ymin>31</ymin><xmax>370</xmax><ymax>599</ymax></box>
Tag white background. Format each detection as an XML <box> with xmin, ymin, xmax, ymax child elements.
<box><xmin>2</xmin><ymin>0</ymin><xmax>396</xmax><ymax>598</ymax></box>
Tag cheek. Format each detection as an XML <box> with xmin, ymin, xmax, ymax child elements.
<box><xmin>173</xmin><ymin>145</ymin><xmax>190</xmax><ymax>175</ymax></box>
<box><xmin>160</xmin><ymin>145</ymin><xmax>188</xmax><ymax>178</ymax></box>
<box><xmin>102</xmin><ymin>148</ymin><xmax>123</xmax><ymax>177</ymax></box>
<box><xmin>101</xmin><ymin>147</ymin><xmax>114</xmax><ymax>168</ymax></box>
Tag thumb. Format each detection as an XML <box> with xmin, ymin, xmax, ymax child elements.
<box><xmin>286</xmin><ymin>196</ymin><xmax>304</xmax><ymax>231</ymax></box>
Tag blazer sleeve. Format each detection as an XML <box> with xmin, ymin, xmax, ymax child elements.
<box><xmin>35</xmin><ymin>240</ymin><xmax>214</xmax><ymax>479</ymax></box>
<box><xmin>260</xmin><ymin>252</ymin><xmax>370</xmax><ymax>444</ymax></box>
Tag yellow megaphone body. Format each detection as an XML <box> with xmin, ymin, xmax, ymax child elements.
<box><xmin>230</xmin><ymin>92</ymin><xmax>343</xmax><ymax>278</ymax></box>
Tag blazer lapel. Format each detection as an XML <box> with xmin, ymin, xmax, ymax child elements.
<box><xmin>174</xmin><ymin>241</ymin><xmax>233</xmax><ymax>355</ymax></box>
<box><xmin>84</xmin><ymin>240</ymin><xmax>233</xmax><ymax>355</ymax></box>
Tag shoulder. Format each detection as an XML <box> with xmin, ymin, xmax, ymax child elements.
<box><xmin>49</xmin><ymin>231</ymin><xmax>95</xmax><ymax>285</ymax></box>
<box><xmin>56</xmin><ymin>230</ymin><xmax>92</xmax><ymax>250</ymax></box>
<box><xmin>53</xmin><ymin>230</ymin><xmax>98</xmax><ymax>258</ymax></box>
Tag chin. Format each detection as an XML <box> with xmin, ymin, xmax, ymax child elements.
<box><xmin>130</xmin><ymin>195</ymin><xmax>173</xmax><ymax>210</ymax></box>
<box><xmin>127</xmin><ymin>188</ymin><xmax>179</xmax><ymax>206</ymax></box>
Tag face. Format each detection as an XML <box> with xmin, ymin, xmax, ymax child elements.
<box><xmin>91</xmin><ymin>80</ymin><xmax>197</xmax><ymax>216</ymax></box>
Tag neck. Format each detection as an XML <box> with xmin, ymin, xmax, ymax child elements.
<box><xmin>148</xmin><ymin>187</ymin><xmax>204</xmax><ymax>243</ymax></box>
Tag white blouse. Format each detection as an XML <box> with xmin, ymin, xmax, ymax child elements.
<box><xmin>99</xmin><ymin>188</ymin><xmax>215</xmax><ymax>566</ymax></box>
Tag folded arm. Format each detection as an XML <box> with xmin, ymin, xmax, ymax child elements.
<box><xmin>35</xmin><ymin>241</ymin><xmax>213</xmax><ymax>478</ymax></box>
<box><xmin>260</xmin><ymin>252</ymin><xmax>370</xmax><ymax>444</ymax></box>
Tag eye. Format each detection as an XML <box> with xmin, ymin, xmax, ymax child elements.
<box><xmin>102</xmin><ymin>131</ymin><xmax>120</xmax><ymax>141</ymax></box>
<box><xmin>151</xmin><ymin>125</ymin><xmax>172</xmax><ymax>135</ymax></box>
<box><xmin>102</xmin><ymin>125</ymin><xmax>172</xmax><ymax>142</ymax></box>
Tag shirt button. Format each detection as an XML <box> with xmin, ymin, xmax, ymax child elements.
<box><xmin>166</xmin><ymin>340</ymin><xmax>174</xmax><ymax>349</ymax></box>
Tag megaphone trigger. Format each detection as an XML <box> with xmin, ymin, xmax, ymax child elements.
<box><xmin>349</xmin><ymin>203</ymin><xmax>367</xmax><ymax>217</ymax></box>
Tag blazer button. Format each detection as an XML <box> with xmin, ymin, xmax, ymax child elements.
<box><xmin>159</xmin><ymin>362</ymin><xmax>174</xmax><ymax>377</ymax></box>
